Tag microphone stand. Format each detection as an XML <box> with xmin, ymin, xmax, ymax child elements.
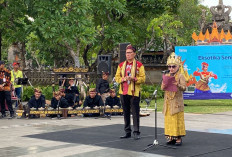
<box><xmin>57</xmin><ymin>100</ymin><xmax>61</xmax><ymax>119</ymax></box>
<box><xmin>143</xmin><ymin>74</ymin><xmax>176</xmax><ymax>151</ymax></box>
<box><xmin>100</xmin><ymin>88</ymin><xmax>111</xmax><ymax>120</ymax></box>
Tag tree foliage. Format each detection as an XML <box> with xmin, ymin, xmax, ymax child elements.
<box><xmin>177</xmin><ymin>0</ymin><xmax>209</xmax><ymax>45</ymax></box>
<box><xmin>0</xmin><ymin>0</ymin><xmax>210</xmax><ymax>69</ymax></box>
<box><xmin>147</xmin><ymin>13</ymin><xmax>183</xmax><ymax>62</ymax></box>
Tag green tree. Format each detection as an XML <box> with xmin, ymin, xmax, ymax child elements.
<box><xmin>30</xmin><ymin>0</ymin><xmax>95</xmax><ymax>67</ymax></box>
<box><xmin>124</xmin><ymin>0</ymin><xmax>181</xmax><ymax>59</ymax></box>
<box><xmin>147</xmin><ymin>14</ymin><xmax>183</xmax><ymax>62</ymax></box>
<box><xmin>1</xmin><ymin>0</ymin><xmax>189</xmax><ymax>70</ymax></box>
<box><xmin>81</xmin><ymin>0</ymin><xmax>129</xmax><ymax>70</ymax></box>
<box><xmin>0</xmin><ymin>0</ymin><xmax>27</xmax><ymax>61</ymax></box>
<box><xmin>177</xmin><ymin>0</ymin><xmax>209</xmax><ymax>45</ymax></box>
<box><xmin>0</xmin><ymin>0</ymin><xmax>37</xmax><ymax>68</ymax></box>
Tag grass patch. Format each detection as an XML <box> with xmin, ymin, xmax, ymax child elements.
<box><xmin>140</xmin><ymin>99</ymin><xmax>232</xmax><ymax>114</ymax></box>
<box><xmin>184</xmin><ymin>99</ymin><xmax>232</xmax><ymax>114</ymax></box>
<box><xmin>140</xmin><ymin>99</ymin><xmax>164</xmax><ymax>112</ymax></box>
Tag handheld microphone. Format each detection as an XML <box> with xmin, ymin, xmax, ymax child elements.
<box><xmin>162</xmin><ymin>70</ymin><xmax>170</xmax><ymax>74</ymax></box>
<box><xmin>127</xmin><ymin>71</ymin><xmax>131</xmax><ymax>84</ymax></box>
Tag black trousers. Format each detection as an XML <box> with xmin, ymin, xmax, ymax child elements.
<box><xmin>0</xmin><ymin>91</ymin><xmax>14</xmax><ymax>115</ymax></box>
<box><xmin>120</xmin><ymin>95</ymin><xmax>140</xmax><ymax>135</ymax></box>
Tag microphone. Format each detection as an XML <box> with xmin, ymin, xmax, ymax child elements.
<box><xmin>127</xmin><ymin>71</ymin><xmax>131</xmax><ymax>84</ymax></box>
<box><xmin>153</xmin><ymin>90</ymin><xmax>157</xmax><ymax>96</ymax></box>
<box><xmin>162</xmin><ymin>70</ymin><xmax>170</xmax><ymax>74</ymax></box>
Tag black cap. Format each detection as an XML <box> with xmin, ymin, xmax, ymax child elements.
<box><xmin>0</xmin><ymin>60</ymin><xmax>5</xmax><ymax>65</ymax></box>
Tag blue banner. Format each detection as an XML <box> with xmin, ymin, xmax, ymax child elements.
<box><xmin>175</xmin><ymin>45</ymin><xmax>232</xmax><ymax>99</ymax></box>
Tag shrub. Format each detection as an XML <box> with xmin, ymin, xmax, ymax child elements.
<box><xmin>22</xmin><ymin>85</ymin><xmax>59</xmax><ymax>101</ymax></box>
<box><xmin>22</xmin><ymin>86</ymin><xmax>34</xmax><ymax>101</ymax></box>
<box><xmin>140</xmin><ymin>84</ymin><xmax>164</xmax><ymax>100</ymax></box>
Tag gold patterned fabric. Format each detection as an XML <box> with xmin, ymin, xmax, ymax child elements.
<box><xmin>164</xmin><ymin>102</ymin><xmax>186</xmax><ymax>137</ymax></box>
<box><xmin>162</xmin><ymin>72</ymin><xmax>186</xmax><ymax>115</ymax></box>
<box><xmin>0</xmin><ymin>68</ymin><xmax>11</xmax><ymax>91</ymax></box>
<box><xmin>115</xmin><ymin>60</ymin><xmax>145</xmax><ymax>97</ymax></box>
<box><xmin>121</xmin><ymin>59</ymin><xmax>137</xmax><ymax>95</ymax></box>
<box><xmin>195</xmin><ymin>79</ymin><xmax>210</xmax><ymax>91</ymax></box>
<box><xmin>161</xmin><ymin>71</ymin><xmax>186</xmax><ymax>138</ymax></box>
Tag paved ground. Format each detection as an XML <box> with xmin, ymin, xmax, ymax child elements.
<box><xmin>0</xmin><ymin>110</ymin><xmax>231</xmax><ymax>157</ymax></box>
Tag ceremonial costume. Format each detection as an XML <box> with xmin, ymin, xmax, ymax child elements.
<box><xmin>83</xmin><ymin>88</ymin><xmax>103</xmax><ymax>117</ymax></box>
<box><xmin>83</xmin><ymin>95</ymin><xmax>103</xmax><ymax>108</ymax></box>
<box><xmin>105</xmin><ymin>91</ymin><xmax>122</xmax><ymax>116</ymax></box>
<box><xmin>0</xmin><ymin>61</ymin><xmax>14</xmax><ymax>117</ymax></box>
<box><xmin>193</xmin><ymin>62</ymin><xmax>217</xmax><ymax>93</ymax></box>
<box><xmin>28</xmin><ymin>95</ymin><xmax>45</xmax><ymax>109</ymax></box>
<box><xmin>162</xmin><ymin>72</ymin><xmax>186</xmax><ymax>137</ymax></box>
<box><xmin>105</xmin><ymin>95</ymin><xmax>121</xmax><ymax>108</ymax></box>
<box><xmin>65</xmin><ymin>85</ymin><xmax>79</xmax><ymax>107</ymax></box>
<box><xmin>161</xmin><ymin>52</ymin><xmax>186</xmax><ymax>145</ymax></box>
<box><xmin>115</xmin><ymin>44</ymin><xmax>145</xmax><ymax>139</ymax></box>
<box><xmin>51</xmin><ymin>97</ymin><xmax>69</xmax><ymax>109</ymax></box>
<box><xmin>116</xmin><ymin>59</ymin><xmax>145</xmax><ymax>97</ymax></box>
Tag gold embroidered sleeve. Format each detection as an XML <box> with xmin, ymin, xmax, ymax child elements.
<box><xmin>115</xmin><ymin>66</ymin><xmax>122</xmax><ymax>84</ymax></box>
<box><xmin>178</xmin><ymin>74</ymin><xmax>186</xmax><ymax>91</ymax></box>
<box><xmin>135</xmin><ymin>65</ymin><xmax>145</xmax><ymax>84</ymax></box>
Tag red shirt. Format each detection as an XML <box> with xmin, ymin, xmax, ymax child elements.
<box><xmin>122</xmin><ymin>62</ymin><xmax>133</xmax><ymax>95</ymax></box>
<box><xmin>118</xmin><ymin>60</ymin><xmax>144</xmax><ymax>96</ymax></box>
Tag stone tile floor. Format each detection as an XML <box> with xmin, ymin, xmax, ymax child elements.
<box><xmin>0</xmin><ymin>111</ymin><xmax>231</xmax><ymax>157</ymax></box>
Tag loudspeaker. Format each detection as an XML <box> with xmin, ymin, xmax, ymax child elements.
<box><xmin>119</xmin><ymin>43</ymin><xmax>130</xmax><ymax>63</ymax></box>
<box><xmin>97</xmin><ymin>55</ymin><xmax>112</xmax><ymax>75</ymax></box>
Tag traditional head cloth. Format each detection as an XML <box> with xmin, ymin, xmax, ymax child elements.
<box><xmin>202</xmin><ymin>62</ymin><xmax>208</xmax><ymax>67</ymax></box>
<box><xmin>59</xmin><ymin>88</ymin><xmax>65</xmax><ymax>92</ymax></box>
<box><xmin>89</xmin><ymin>88</ymin><xmax>96</xmax><ymax>92</ymax></box>
<box><xmin>126</xmin><ymin>44</ymin><xmax>136</xmax><ymax>52</ymax></box>
<box><xmin>167</xmin><ymin>52</ymin><xmax>181</xmax><ymax>66</ymax></box>
<box><xmin>54</xmin><ymin>91</ymin><xmax>60</xmax><ymax>97</ymax></box>
<box><xmin>109</xmin><ymin>89</ymin><xmax>116</xmax><ymax>93</ymax></box>
<box><xmin>68</xmin><ymin>77</ymin><xmax>75</xmax><ymax>80</ymax></box>
<box><xmin>102</xmin><ymin>71</ymin><xmax>109</xmax><ymax>76</ymax></box>
<box><xmin>13</xmin><ymin>62</ymin><xmax>20</xmax><ymax>66</ymax></box>
<box><xmin>34</xmin><ymin>88</ymin><xmax>42</xmax><ymax>93</ymax></box>
<box><xmin>201</xmin><ymin>62</ymin><xmax>208</xmax><ymax>70</ymax></box>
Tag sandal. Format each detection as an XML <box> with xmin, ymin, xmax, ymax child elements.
<box><xmin>166</xmin><ymin>136</ymin><xmax>176</xmax><ymax>145</ymax></box>
<box><xmin>175</xmin><ymin>138</ymin><xmax>182</xmax><ymax>146</ymax></box>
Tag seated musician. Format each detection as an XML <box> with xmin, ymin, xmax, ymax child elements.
<box><xmin>65</xmin><ymin>77</ymin><xmax>79</xmax><ymax>108</ymax></box>
<box><xmin>51</xmin><ymin>91</ymin><xmax>69</xmax><ymax>109</ymax></box>
<box><xmin>83</xmin><ymin>88</ymin><xmax>103</xmax><ymax>117</ymax></box>
<box><xmin>83</xmin><ymin>88</ymin><xmax>104</xmax><ymax>108</ymax></box>
<box><xmin>59</xmin><ymin>88</ymin><xmax>65</xmax><ymax>97</ymax></box>
<box><xmin>28</xmin><ymin>88</ymin><xmax>45</xmax><ymax>109</ymax></box>
<box><xmin>105</xmin><ymin>89</ymin><xmax>122</xmax><ymax>116</ymax></box>
<box><xmin>105</xmin><ymin>89</ymin><xmax>121</xmax><ymax>108</ymax></box>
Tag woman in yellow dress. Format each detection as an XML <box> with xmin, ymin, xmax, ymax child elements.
<box><xmin>161</xmin><ymin>52</ymin><xmax>186</xmax><ymax>146</ymax></box>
